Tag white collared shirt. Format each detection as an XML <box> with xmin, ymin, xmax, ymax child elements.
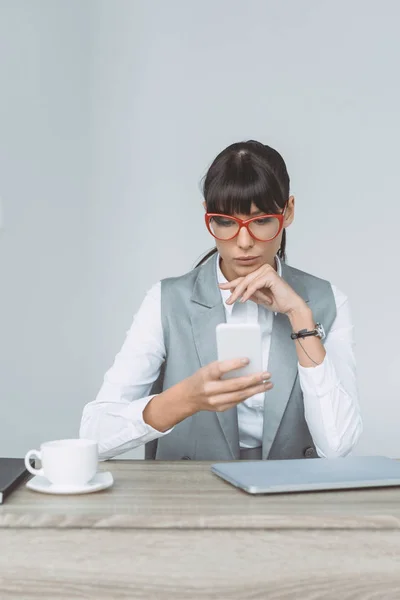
<box><xmin>80</xmin><ymin>255</ymin><xmax>362</xmax><ymax>460</ymax></box>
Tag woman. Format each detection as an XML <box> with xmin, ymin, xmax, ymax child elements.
<box><xmin>80</xmin><ymin>140</ymin><xmax>362</xmax><ymax>461</ymax></box>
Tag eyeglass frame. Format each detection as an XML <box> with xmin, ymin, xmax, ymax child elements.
<box><xmin>204</xmin><ymin>201</ymin><xmax>288</xmax><ymax>242</ymax></box>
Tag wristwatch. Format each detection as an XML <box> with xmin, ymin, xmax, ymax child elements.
<box><xmin>290</xmin><ymin>322</ymin><xmax>325</xmax><ymax>340</ymax></box>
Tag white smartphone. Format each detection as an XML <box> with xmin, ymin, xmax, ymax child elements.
<box><xmin>216</xmin><ymin>323</ymin><xmax>263</xmax><ymax>379</ymax></box>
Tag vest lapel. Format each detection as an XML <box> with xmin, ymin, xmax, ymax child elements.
<box><xmin>190</xmin><ymin>254</ymin><xmax>240</xmax><ymax>459</ymax></box>
<box><xmin>262</xmin><ymin>261</ymin><xmax>310</xmax><ymax>459</ymax></box>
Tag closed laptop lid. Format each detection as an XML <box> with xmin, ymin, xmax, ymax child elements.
<box><xmin>211</xmin><ymin>456</ymin><xmax>400</xmax><ymax>495</ymax></box>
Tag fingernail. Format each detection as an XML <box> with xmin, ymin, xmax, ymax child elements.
<box><xmin>241</xmin><ymin>358</ymin><xmax>249</xmax><ymax>364</ymax></box>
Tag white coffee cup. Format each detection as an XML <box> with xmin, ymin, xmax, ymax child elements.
<box><xmin>24</xmin><ymin>439</ymin><xmax>98</xmax><ymax>487</ymax></box>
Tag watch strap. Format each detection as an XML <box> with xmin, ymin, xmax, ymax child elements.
<box><xmin>291</xmin><ymin>323</ymin><xmax>324</xmax><ymax>340</ymax></box>
<box><xmin>290</xmin><ymin>328</ymin><xmax>318</xmax><ymax>340</ymax></box>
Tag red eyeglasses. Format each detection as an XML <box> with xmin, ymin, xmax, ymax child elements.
<box><xmin>205</xmin><ymin>203</ymin><xmax>287</xmax><ymax>242</ymax></box>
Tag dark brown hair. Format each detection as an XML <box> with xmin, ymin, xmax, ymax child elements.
<box><xmin>195</xmin><ymin>140</ymin><xmax>290</xmax><ymax>267</ymax></box>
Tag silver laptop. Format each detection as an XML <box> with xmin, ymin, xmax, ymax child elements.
<box><xmin>211</xmin><ymin>455</ymin><xmax>400</xmax><ymax>494</ymax></box>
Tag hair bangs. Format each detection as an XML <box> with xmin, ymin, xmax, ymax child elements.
<box><xmin>204</xmin><ymin>149</ymin><xmax>286</xmax><ymax>216</ymax></box>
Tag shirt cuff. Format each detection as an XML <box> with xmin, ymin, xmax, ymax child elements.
<box><xmin>297</xmin><ymin>354</ymin><xmax>337</xmax><ymax>397</ymax></box>
<box><xmin>123</xmin><ymin>395</ymin><xmax>174</xmax><ymax>440</ymax></box>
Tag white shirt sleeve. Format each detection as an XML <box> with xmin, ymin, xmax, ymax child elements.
<box><xmin>79</xmin><ymin>282</ymin><xmax>172</xmax><ymax>460</ymax></box>
<box><xmin>298</xmin><ymin>284</ymin><xmax>363</xmax><ymax>458</ymax></box>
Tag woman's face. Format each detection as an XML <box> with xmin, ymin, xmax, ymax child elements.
<box><xmin>206</xmin><ymin>197</ymin><xmax>295</xmax><ymax>281</ymax></box>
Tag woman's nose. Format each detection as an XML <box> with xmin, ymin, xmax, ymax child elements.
<box><xmin>237</xmin><ymin>226</ymin><xmax>254</xmax><ymax>249</ymax></box>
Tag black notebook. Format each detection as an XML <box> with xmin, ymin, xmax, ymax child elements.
<box><xmin>0</xmin><ymin>457</ymin><xmax>31</xmax><ymax>504</ymax></box>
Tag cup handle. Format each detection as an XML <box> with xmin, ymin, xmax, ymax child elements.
<box><xmin>24</xmin><ymin>449</ymin><xmax>44</xmax><ymax>476</ymax></box>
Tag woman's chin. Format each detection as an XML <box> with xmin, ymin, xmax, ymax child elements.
<box><xmin>232</xmin><ymin>262</ymin><xmax>260</xmax><ymax>276</ymax></box>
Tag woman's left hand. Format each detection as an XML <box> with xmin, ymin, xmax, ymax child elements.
<box><xmin>219</xmin><ymin>263</ymin><xmax>307</xmax><ymax>316</ymax></box>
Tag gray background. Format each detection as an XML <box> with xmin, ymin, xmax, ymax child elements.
<box><xmin>1</xmin><ymin>0</ymin><xmax>399</xmax><ymax>459</ymax></box>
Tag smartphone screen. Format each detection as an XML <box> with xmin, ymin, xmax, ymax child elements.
<box><xmin>216</xmin><ymin>323</ymin><xmax>263</xmax><ymax>379</ymax></box>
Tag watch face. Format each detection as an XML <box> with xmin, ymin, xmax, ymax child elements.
<box><xmin>316</xmin><ymin>323</ymin><xmax>326</xmax><ymax>339</ymax></box>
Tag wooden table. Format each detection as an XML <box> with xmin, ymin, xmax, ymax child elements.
<box><xmin>1</xmin><ymin>460</ymin><xmax>400</xmax><ymax>599</ymax></box>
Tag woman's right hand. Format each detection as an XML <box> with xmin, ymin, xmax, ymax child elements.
<box><xmin>184</xmin><ymin>358</ymin><xmax>273</xmax><ymax>414</ymax></box>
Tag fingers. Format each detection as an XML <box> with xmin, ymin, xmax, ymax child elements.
<box><xmin>211</xmin><ymin>370</ymin><xmax>271</xmax><ymax>394</ymax></box>
<box><xmin>209</xmin><ymin>381</ymin><xmax>274</xmax><ymax>412</ymax></box>
<box><xmin>255</xmin><ymin>290</ymin><xmax>273</xmax><ymax>306</ymax></box>
<box><xmin>240</xmin><ymin>280</ymin><xmax>261</xmax><ymax>303</ymax></box>
<box><xmin>225</xmin><ymin>279</ymin><xmax>250</xmax><ymax>305</ymax></box>
<box><xmin>203</xmin><ymin>360</ymin><xmax>274</xmax><ymax>413</ymax></box>
<box><xmin>210</xmin><ymin>357</ymin><xmax>250</xmax><ymax>379</ymax></box>
<box><xmin>211</xmin><ymin>358</ymin><xmax>271</xmax><ymax>382</ymax></box>
<box><xmin>240</xmin><ymin>276</ymin><xmax>271</xmax><ymax>303</ymax></box>
<box><xmin>249</xmin><ymin>292</ymin><xmax>267</xmax><ymax>305</ymax></box>
<box><xmin>219</xmin><ymin>271</ymin><xmax>260</xmax><ymax>305</ymax></box>
<box><xmin>218</xmin><ymin>277</ymin><xmax>243</xmax><ymax>290</ymax></box>
<box><xmin>220</xmin><ymin>265</ymin><xmax>276</xmax><ymax>305</ymax></box>
<box><xmin>225</xmin><ymin>271</ymin><xmax>267</xmax><ymax>305</ymax></box>
<box><xmin>242</xmin><ymin>286</ymin><xmax>273</xmax><ymax>304</ymax></box>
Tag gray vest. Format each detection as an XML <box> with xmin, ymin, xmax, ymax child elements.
<box><xmin>146</xmin><ymin>253</ymin><xmax>336</xmax><ymax>461</ymax></box>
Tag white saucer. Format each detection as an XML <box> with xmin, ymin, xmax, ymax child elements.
<box><xmin>26</xmin><ymin>471</ymin><xmax>114</xmax><ymax>495</ymax></box>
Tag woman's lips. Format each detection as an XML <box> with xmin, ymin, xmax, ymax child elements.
<box><xmin>235</xmin><ymin>256</ymin><xmax>259</xmax><ymax>263</ymax></box>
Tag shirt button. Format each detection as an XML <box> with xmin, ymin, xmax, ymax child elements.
<box><xmin>304</xmin><ymin>446</ymin><xmax>316</xmax><ymax>458</ymax></box>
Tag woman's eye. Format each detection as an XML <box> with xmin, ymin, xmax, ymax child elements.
<box><xmin>254</xmin><ymin>218</ymin><xmax>272</xmax><ymax>225</ymax></box>
<box><xmin>214</xmin><ymin>217</ymin><xmax>234</xmax><ymax>226</ymax></box>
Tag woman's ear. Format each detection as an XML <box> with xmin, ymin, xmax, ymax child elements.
<box><xmin>284</xmin><ymin>196</ymin><xmax>295</xmax><ymax>228</ymax></box>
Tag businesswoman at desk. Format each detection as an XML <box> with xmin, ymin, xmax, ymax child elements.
<box><xmin>80</xmin><ymin>140</ymin><xmax>362</xmax><ymax>462</ymax></box>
